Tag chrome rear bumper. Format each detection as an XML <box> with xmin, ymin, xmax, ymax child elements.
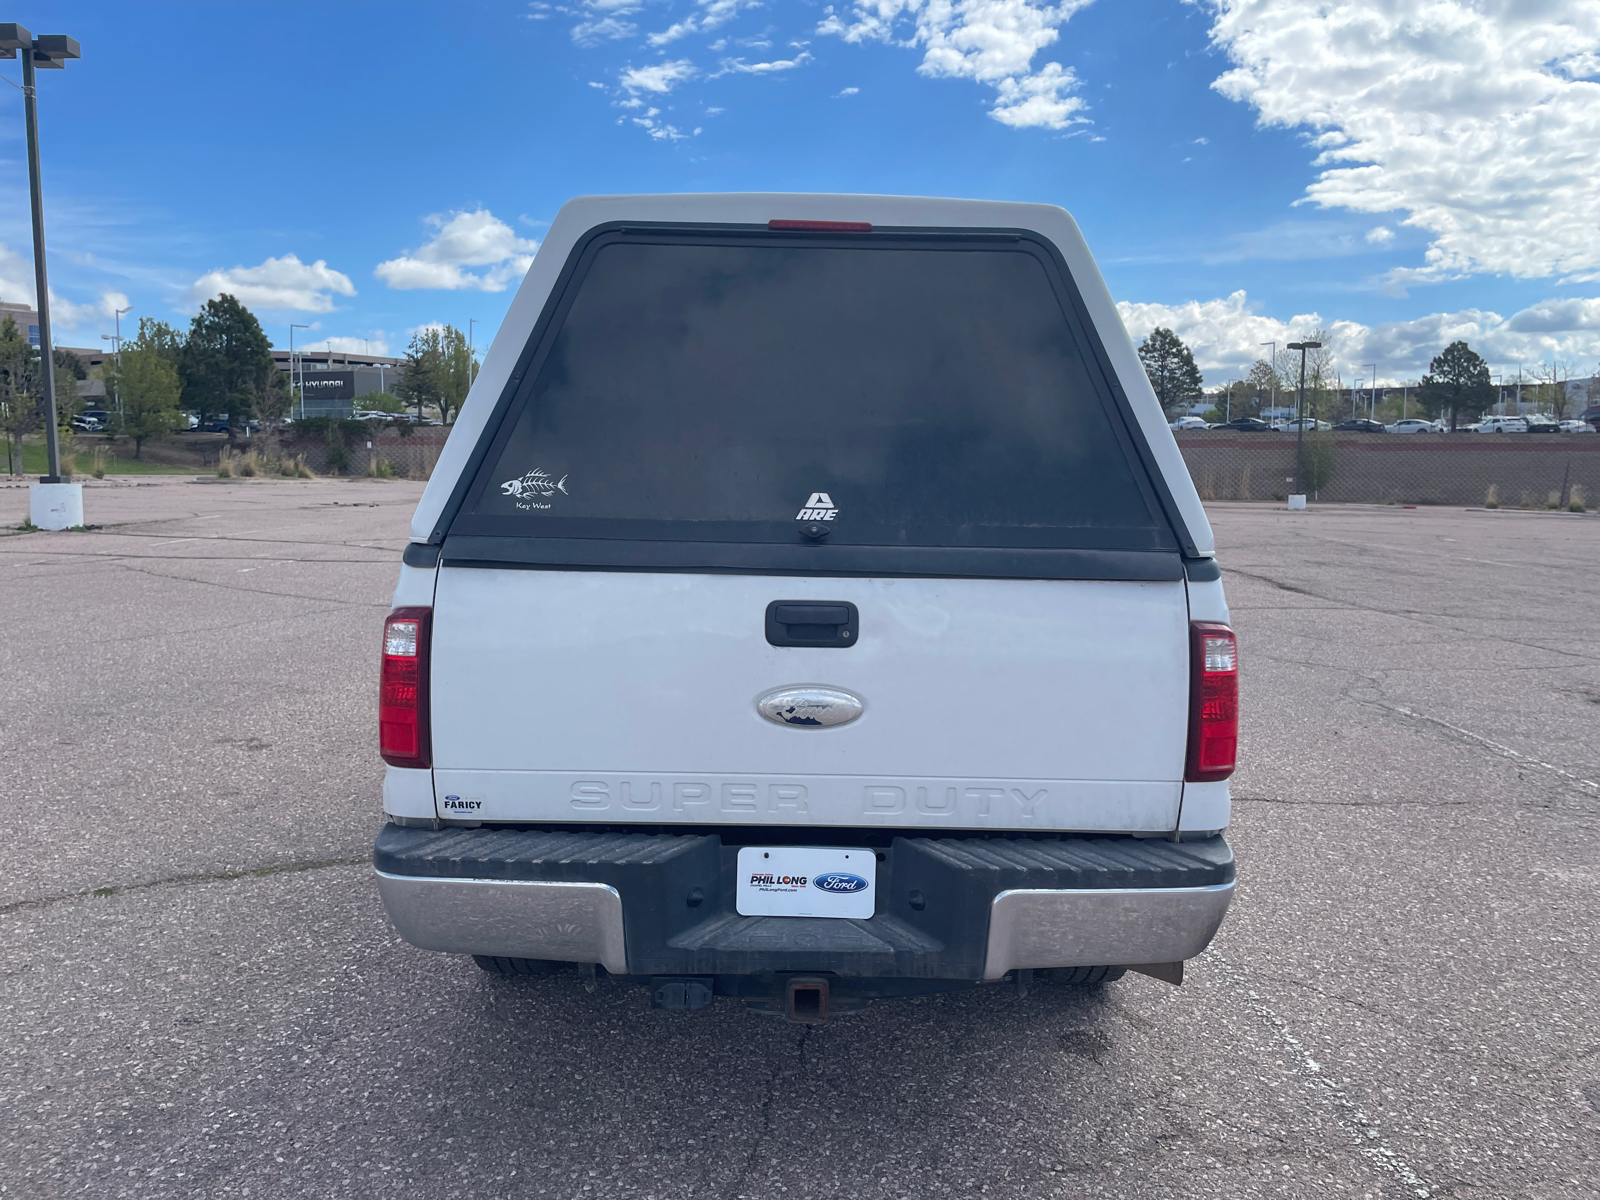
<box><xmin>374</xmin><ymin>871</ymin><xmax>629</xmax><ymax>975</ymax></box>
<box><xmin>981</xmin><ymin>883</ymin><xmax>1234</xmax><ymax>979</ymax></box>
<box><xmin>375</xmin><ymin>866</ymin><xmax>1233</xmax><ymax>981</ymax></box>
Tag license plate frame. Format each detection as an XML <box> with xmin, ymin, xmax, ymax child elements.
<box><xmin>736</xmin><ymin>846</ymin><xmax>877</xmax><ymax>919</ymax></box>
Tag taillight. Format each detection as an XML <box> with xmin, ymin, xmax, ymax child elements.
<box><xmin>380</xmin><ymin>606</ymin><xmax>431</xmax><ymax>768</ymax></box>
<box><xmin>1185</xmin><ymin>622</ymin><xmax>1238</xmax><ymax>782</ymax></box>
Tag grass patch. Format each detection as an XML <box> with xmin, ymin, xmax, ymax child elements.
<box><xmin>9</xmin><ymin>440</ymin><xmax>198</xmax><ymax>476</ymax></box>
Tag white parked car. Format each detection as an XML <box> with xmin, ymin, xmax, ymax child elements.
<box><xmin>373</xmin><ymin>194</ymin><xmax>1239</xmax><ymax>1019</ymax></box>
<box><xmin>1281</xmin><ymin>417</ymin><xmax>1331</xmax><ymax>432</ymax></box>
<box><xmin>1386</xmin><ymin>418</ymin><xmax>1441</xmax><ymax>433</ymax></box>
<box><xmin>1559</xmin><ymin>419</ymin><xmax>1595</xmax><ymax>433</ymax></box>
<box><xmin>1477</xmin><ymin>416</ymin><xmax>1528</xmax><ymax>433</ymax></box>
<box><xmin>1170</xmin><ymin>415</ymin><xmax>1209</xmax><ymax>430</ymax></box>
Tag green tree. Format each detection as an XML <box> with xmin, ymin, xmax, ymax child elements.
<box><xmin>181</xmin><ymin>294</ymin><xmax>274</xmax><ymax>440</ymax></box>
<box><xmin>110</xmin><ymin>319</ymin><xmax>183</xmax><ymax>457</ymax></box>
<box><xmin>1418</xmin><ymin>341</ymin><xmax>1493</xmax><ymax>431</ymax></box>
<box><xmin>1137</xmin><ymin>327</ymin><xmax>1205</xmax><ymax>418</ymax></box>
<box><xmin>395</xmin><ymin>328</ymin><xmax>444</xmax><ymax>422</ymax></box>
<box><xmin>53</xmin><ymin>347</ymin><xmax>87</xmax><ymax>380</ymax></box>
<box><xmin>438</xmin><ymin>325</ymin><xmax>477</xmax><ymax>425</ymax></box>
<box><xmin>0</xmin><ymin>315</ymin><xmax>46</xmax><ymax>473</ymax></box>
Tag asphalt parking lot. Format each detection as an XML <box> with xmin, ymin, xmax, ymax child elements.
<box><xmin>2</xmin><ymin>477</ymin><xmax>1597</xmax><ymax>1199</ymax></box>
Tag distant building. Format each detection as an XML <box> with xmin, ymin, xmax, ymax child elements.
<box><xmin>0</xmin><ymin>300</ymin><xmax>41</xmax><ymax>346</ymax></box>
<box><xmin>273</xmin><ymin>350</ymin><xmax>406</xmax><ymax>418</ymax></box>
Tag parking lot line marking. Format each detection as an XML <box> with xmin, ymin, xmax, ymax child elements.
<box><xmin>1381</xmin><ymin>703</ymin><xmax>1599</xmax><ymax>793</ymax></box>
<box><xmin>1209</xmin><ymin>954</ymin><xmax>1435</xmax><ymax>1198</ymax></box>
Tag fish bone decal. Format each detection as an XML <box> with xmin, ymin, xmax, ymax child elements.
<box><xmin>500</xmin><ymin>468</ymin><xmax>569</xmax><ymax>511</ymax></box>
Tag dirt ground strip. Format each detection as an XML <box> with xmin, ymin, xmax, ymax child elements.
<box><xmin>1</xmin><ymin>481</ymin><xmax>1596</xmax><ymax>1199</ymax></box>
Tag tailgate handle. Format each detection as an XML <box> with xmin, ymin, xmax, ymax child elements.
<box><xmin>765</xmin><ymin>601</ymin><xmax>859</xmax><ymax>648</ymax></box>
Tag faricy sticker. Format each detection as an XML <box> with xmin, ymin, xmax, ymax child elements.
<box><xmin>795</xmin><ymin>491</ymin><xmax>837</xmax><ymax>522</ymax></box>
<box><xmin>440</xmin><ymin>793</ymin><xmax>486</xmax><ymax>815</ymax></box>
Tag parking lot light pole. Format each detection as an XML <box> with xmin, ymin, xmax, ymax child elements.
<box><xmin>289</xmin><ymin>324</ymin><xmax>309</xmax><ymax>418</ymax></box>
<box><xmin>1287</xmin><ymin>341</ymin><xmax>1321</xmax><ymax>498</ymax></box>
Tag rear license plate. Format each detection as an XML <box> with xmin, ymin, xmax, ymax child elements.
<box><xmin>736</xmin><ymin>846</ymin><xmax>876</xmax><ymax>919</ymax></box>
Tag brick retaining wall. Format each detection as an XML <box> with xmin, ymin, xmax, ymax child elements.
<box><xmin>1176</xmin><ymin>433</ymin><xmax>1600</xmax><ymax>506</ymax></box>
<box><xmin>279</xmin><ymin>429</ymin><xmax>449</xmax><ymax>479</ymax></box>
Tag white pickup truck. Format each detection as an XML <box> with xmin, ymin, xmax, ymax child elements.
<box><xmin>374</xmin><ymin>194</ymin><xmax>1237</xmax><ymax>1021</ymax></box>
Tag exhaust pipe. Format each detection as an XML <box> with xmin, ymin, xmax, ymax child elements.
<box><xmin>784</xmin><ymin>975</ymin><xmax>830</xmax><ymax>1024</ymax></box>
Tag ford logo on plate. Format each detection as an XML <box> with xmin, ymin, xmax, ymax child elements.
<box><xmin>756</xmin><ymin>686</ymin><xmax>864</xmax><ymax>728</ymax></box>
<box><xmin>813</xmin><ymin>872</ymin><xmax>869</xmax><ymax>894</ymax></box>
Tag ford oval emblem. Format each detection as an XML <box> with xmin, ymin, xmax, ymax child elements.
<box><xmin>756</xmin><ymin>685</ymin><xmax>864</xmax><ymax>728</ymax></box>
<box><xmin>813</xmin><ymin>872</ymin><xmax>869</xmax><ymax>894</ymax></box>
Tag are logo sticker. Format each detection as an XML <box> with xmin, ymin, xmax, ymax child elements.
<box><xmin>500</xmin><ymin>468</ymin><xmax>568</xmax><ymax>512</ymax></box>
<box><xmin>795</xmin><ymin>491</ymin><xmax>837</xmax><ymax>522</ymax></box>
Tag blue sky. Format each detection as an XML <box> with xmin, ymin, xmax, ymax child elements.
<box><xmin>3</xmin><ymin>0</ymin><xmax>1599</xmax><ymax>388</ymax></box>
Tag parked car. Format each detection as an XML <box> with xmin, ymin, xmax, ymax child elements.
<box><xmin>1523</xmin><ymin>414</ymin><xmax>1560</xmax><ymax>433</ymax></box>
<box><xmin>69</xmin><ymin>415</ymin><xmax>103</xmax><ymax>433</ymax></box>
<box><xmin>373</xmin><ymin>193</ymin><xmax>1239</xmax><ymax>1020</ymax></box>
<box><xmin>1559</xmin><ymin>419</ymin><xmax>1595</xmax><ymax>433</ymax></box>
<box><xmin>1579</xmin><ymin>405</ymin><xmax>1600</xmax><ymax>432</ymax></box>
<box><xmin>1170</xmin><ymin>415</ymin><xmax>1209</xmax><ymax>430</ymax></box>
<box><xmin>1385</xmin><ymin>418</ymin><xmax>1441</xmax><ymax>434</ymax></box>
<box><xmin>1332</xmin><ymin>419</ymin><xmax>1386</xmax><ymax>433</ymax></box>
<box><xmin>1280</xmin><ymin>417</ymin><xmax>1331</xmax><ymax>432</ymax></box>
<box><xmin>81</xmin><ymin>409</ymin><xmax>112</xmax><ymax>427</ymax></box>
<box><xmin>1218</xmin><ymin>416</ymin><xmax>1270</xmax><ymax>431</ymax></box>
<box><xmin>1477</xmin><ymin>416</ymin><xmax>1528</xmax><ymax>434</ymax></box>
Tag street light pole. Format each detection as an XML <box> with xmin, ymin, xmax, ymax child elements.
<box><xmin>5</xmin><ymin>26</ymin><xmax>80</xmax><ymax>481</ymax></box>
<box><xmin>1259</xmin><ymin>341</ymin><xmax>1276</xmax><ymax>418</ymax></box>
<box><xmin>1363</xmin><ymin>363</ymin><xmax>1377</xmax><ymax>421</ymax></box>
<box><xmin>468</xmin><ymin>317</ymin><xmax>478</xmax><ymax>388</ymax></box>
<box><xmin>1287</xmin><ymin>341</ymin><xmax>1321</xmax><ymax>498</ymax></box>
<box><xmin>289</xmin><ymin>324</ymin><xmax>309</xmax><ymax>419</ymax></box>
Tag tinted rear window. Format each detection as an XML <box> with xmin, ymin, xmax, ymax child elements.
<box><xmin>455</xmin><ymin>232</ymin><xmax>1174</xmax><ymax>552</ymax></box>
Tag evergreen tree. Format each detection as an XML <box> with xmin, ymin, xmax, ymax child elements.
<box><xmin>1137</xmin><ymin>327</ymin><xmax>1205</xmax><ymax>417</ymax></box>
<box><xmin>396</xmin><ymin>328</ymin><xmax>445</xmax><ymax>422</ymax></box>
<box><xmin>181</xmin><ymin>294</ymin><xmax>274</xmax><ymax>439</ymax></box>
<box><xmin>1418</xmin><ymin>341</ymin><xmax>1493</xmax><ymax>431</ymax></box>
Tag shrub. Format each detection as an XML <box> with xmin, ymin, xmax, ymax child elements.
<box><xmin>368</xmin><ymin>458</ymin><xmax>396</xmax><ymax>479</ymax></box>
<box><xmin>1485</xmin><ymin>484</ymin><xmax>1499</xmax><ymax>509</ymax></box>
<box><xmin>1300</xmin><ymin>430</ymin><xmax>1337</xmax><ymax>494</ymax></box>
<box><xmin>237</xmin><ymin>450</ymin><xmax>262</xmax><ymax>478</ymax></box>
<box><xmin>90</xmin><ymin>448</ymin><xmax>107</xmax><ymax>480</ymax></box>
<box><xmin>1570</xmin><ymin>485</ymin><xmax>1587</xmax><ymax>514</ymax></box>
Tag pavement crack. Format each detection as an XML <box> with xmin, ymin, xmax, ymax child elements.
<box><xmin>1369</xmin><ymin>702</ymin><xmax>1600</xmax><ymax>795</ymax></box>
<box><xmin>723</xmin><ymin>1025</ymin><xmax>809</xmax><ymax>1199</ymax></box>
<box><xmin>0</xmin><ymin>855</ymin><xmax>368</xmax><ymax>917</ymax></box>
<box><xmin>1207</xmin><ymin>954</ymin><xmax>1436</xmax><ymax>1198</ymax></box>
<box><xmin>1234</xmin><ymin>796</ymin><xmax>1466</xmax><ymax>808</ymax></box>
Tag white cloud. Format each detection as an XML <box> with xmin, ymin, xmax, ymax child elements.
<box><xmin>819</xmin><ymin>0</ymin><xmax>1093</xmax><ymax>129</ymax></box>
<box><xmin>1117</xmin><ymin>289</ymin><xmax>1600</xmax><ymax>385</ymax></box>
<box><xmin>184</xmin><ymin>255</ymin><xmax>356</xmax><ymax>313</ymax></box>
<box><xmin>837</xmin><ymin>86</ymin><xmax>860</xmax><ymax>96</ymax></box>
<box><xmin>375</xmin><ymin>210</ymin><xmax>538</xmax><ymax>293</ymax></box>
<box><xmin>1206</xmin><ymin>1</ymin><xmax>1600</xmax><ymax>286</ymax></box>
<box><xmin>630</xmin><ymin>108</ymin><xmax>692</xmax><ymax>140</ymax></box>
<box><xmin>647</xmin><ymin>0</ymin><xmax>760</xmax><ymax>46</ymax></box>
<box><xmin>621</xmin><ymin>59</ymin><xmax>698</xmax><ymax>93</ymax></box>
<box><xmin>716</xmin><ymin>51</ymin><xmax>812</xmax><ymax>75</ymax></box>
<box><xmin>299</xmin><ymin>335</ymin><xmax>394</xmax><ymax>356</ymax></box>
<box><xmin>1365</xmin><ymin>226</ymin><xmax>1395</xmax><ymax>245</ymax></box>
<box><xmin>569</xmin><ymin>0</ymin><xmax>641</xmax><ymax>44</ymax></box>
<box><xmin>0</xmin><ymin>246</ymin><xmax>136</xmax><ymax>331</ymax></box>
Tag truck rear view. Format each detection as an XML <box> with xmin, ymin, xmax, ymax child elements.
<box><xmin>374</xmin><ymin>194</ymin><xmax>1237</xmax><ymax>1021</ymax></box>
